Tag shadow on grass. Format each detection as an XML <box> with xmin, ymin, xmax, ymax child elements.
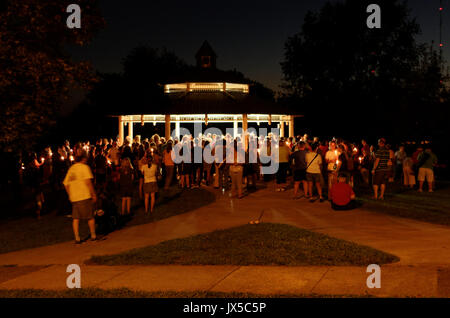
<box><xmin>0</xmin><ymin>186</ymin><xmax>216</xmax><ymax>255</ymax></box>
<box><xmin>123</xmin><ymin>187</ymin><xmax>216</xmax><ymax>227</ymax></box>
<box><xmin>356</xmin><ymin>181</ymin><xmax>450</xmax><ymax>226</ymax></box>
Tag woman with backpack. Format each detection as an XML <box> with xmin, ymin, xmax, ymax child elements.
<box><xmin>305</xmin><ymin>143</ymin><xmax>325</xmax><ymax>202</ymax></box>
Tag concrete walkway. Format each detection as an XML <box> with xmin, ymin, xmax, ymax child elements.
<box><xmin>0</xmin><ymin>183</ymin><xmax>450</xmax><ymax>297</ymax></box>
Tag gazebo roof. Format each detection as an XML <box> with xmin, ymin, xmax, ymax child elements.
<box><xmin>195</xmin><ymin>40</ymin><xmax>217</xmax><ymax>59</ymax></box>
<box><xmin>106</xmin><ymin>41</ymin><xmax>302</xmax><ymax>116</ymax></box>
<box><xmin>164</xmin><ymin>91</ymin><xmax>287</xmax><ymax>115</ymax></box>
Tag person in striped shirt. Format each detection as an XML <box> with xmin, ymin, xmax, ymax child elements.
<box><xmin>371</xmin><ymin>138</ymin><xmax>394</xmax><ymax>200</ymax></box>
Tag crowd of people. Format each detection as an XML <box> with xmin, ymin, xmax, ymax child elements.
<box><xmin>18</xmin><ymin>132</ymin><xmax>439</xmax><ymax>243</ymax></box>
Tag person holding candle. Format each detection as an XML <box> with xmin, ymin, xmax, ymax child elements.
<box><xmin>63</xmin><ymin>150</ymin><xmax>97</xmax><ymax>244</ymax></box>
<box><xmin>141</xmin><ymin>153</ymin><xmax>159</xmax><ymax>214</ymax></box>
<box><xmin>290</xmin><ymin>141</ymin><xmax>309</xmax><ymax>199</ymax></box>
<box><xmin>94</xmin><ymin>147</ymin><xmax>107</xmax><ymax>189</ymax></box>
<box><xmin>26</xmin><ymin>152</ymin><xmax>45</xmax><ymax>219</ymax></box>
<box><xmin>394</xmin><ymin>145</ymin><xmax>407</xmax><ymax>181</ymax></box>
<box><xmin>276</xmin><ymin>138</ymin><xmax>291</xmax><ymax>192</ymax></box>
<box><xmin>119</xmin><ymin>157</ymin><xmax>134</xmax><ymax>216</ymax></box>
<box><xmin>163</xmin><ymin>141</ymin><xmax>175</xmax><ymax>190</ymax></box>
<box><xmin>372</xmin><ymin>138</ymin><xmax>391</xmax><ymax>200</ymax></box>
<box><xmin>305</xmin><ymin>143</ymin><xmax>324</xmax><ymax>202</ymax></box>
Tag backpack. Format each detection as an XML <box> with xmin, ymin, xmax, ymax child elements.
<box><xmin>417</xmin><ymin>152</ymin><xmax>430</xmax><ymax>169</ymax></box>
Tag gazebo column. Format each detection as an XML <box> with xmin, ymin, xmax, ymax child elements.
<box><xmin>128</xmin><ymin>121</ymin><xmax>133</xmax><ymax>141</ymax></box>
<box><xmin>165</xmin><ymin>114</ymin><xmax>171</xmax><ymax>140</ymax></box>
<box><xmin>175</xmin><ymin>117</ymin><xmax>180</xmax><ymax>139</ymax></box>
<box><xmin>289</xmin><ymin>116</ymin><xmax>294</xmax><ymax>138</ymax></box>
<box><xmin>280</xmin><ymin>121</ymin><xmax>285</xmax><ymax>138</ymax></box>
<box><xmin>242</xmin><ymin>114</ymin><xmax>248</xmax><ymax>149</ymax></box>
<box><xmin>118</xmin><ymin>116</ymin><xmax>124</xmax><ymax>146</ymax></box>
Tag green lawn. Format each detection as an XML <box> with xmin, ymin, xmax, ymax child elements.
<box><xmin>0</xmin><ymin>288</ymin><xmax>373</xmax><ymax>298</ymax></box>
<box><xmin>0</xmin><ymin>187</ymin><xmax>215</xmax><ymax>255</ymax></box>
<box><xmin>357</xmin><ymin>181</ymin><xmax>450</xmax><ymax>226</ymax></box>
<box><xmin>88</xmin><ymin>223</ymin><xmax>399</xmax><ymax>266</ymax></box>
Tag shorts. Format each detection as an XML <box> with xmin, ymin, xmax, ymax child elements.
<box><xmin>72</xmin><ymin>198</ymin><xmax>94</xmax><ymax>220</ymax></box>
<box><xmin>293</xmin><ymin>169</ymin><xmax>307</xmax><ymax>182</ymax></box>
<box><xmin>418</xmin><ymin>168</ymin><xmax>434</xmax><ymax>182</ymax></box>
<box><xmin>373</xmin><ymin>170</ymin><xmax>389</xmax><ymax>186</ymax></box>
<box><xmin>306</xmin><ymin>173</ymin><xmax>323</xmax><ymax>184</ymax></box>
<box><xmin>120</xmin><ymin>184</ymin><xmax>133</xmax><ymax>197</ymax></box>
<box><xmin>143</xmin><ymin>182</ymin><xmax>158</xmax><ymax>193</ymax></box>
<box><xmin>181</xmin><ymin>163</ymin><xmax>192</xmax><ymax>175</ymax></box>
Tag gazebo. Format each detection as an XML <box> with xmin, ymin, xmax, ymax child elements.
<box><xmin>113</xmin><ymin>41</ymin><xmax>302</xmax><ymax>144</ymax></box>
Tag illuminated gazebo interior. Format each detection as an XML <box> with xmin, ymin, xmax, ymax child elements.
<box><xmin>113</xmin><ymin>41</ymin><xmax>301</xmax><ymax>144</ymax></box>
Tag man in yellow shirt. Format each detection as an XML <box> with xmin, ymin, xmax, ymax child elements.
<box><xmin>63</xmin><ymin>150</ymin><xmax>97</xmax><ymax>244</ymax></box>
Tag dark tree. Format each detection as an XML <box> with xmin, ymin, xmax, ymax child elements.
<box><xmin>0</xmin><ymin>0</ymin><xmax>104</xmax><ymax>153</ymax></box>
<box><xmin>73</xmin><ymin>45</ymin><xmax>275</xmax><ymax>139</ymax></box>
<box><xmin>281</xmin><ymin>0</ymin><xmax>446</xmax><ymax>140</ymax></box>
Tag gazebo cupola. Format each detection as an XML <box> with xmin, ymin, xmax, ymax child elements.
<box><xmin>195</xmin><ymin>40</ymin><xmax>217</xmax><ymax>69</ymax></box>
<box><xmin>113</xmin><ymin>41</ymin><xmax>301</xmax><ymax>145</ymax></box>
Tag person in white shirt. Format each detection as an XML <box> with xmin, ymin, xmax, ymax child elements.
<box><xmin>108</xmin><ymin>141</ymin><xmax>120</xmax><ymax>167</ymax></box>
<box><xmin>306</xmin><ymin>143</ymin><xmax>324</xmax><ymax>202</ymax></box>
<box><xmin>140</xmin><ymin>153</ymin><xmax>159</xmax><ymax>213</ymax></box>
<box><xmin>325</xmin><ymin>141</ymin><xmax>339</xmax><ymax>200</ymax></box>
<box><xmin>63</xmin><ymin>150</ymin><xmax>97</xmax><ymax>244</ymax></box>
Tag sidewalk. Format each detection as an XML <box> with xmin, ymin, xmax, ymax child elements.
<box><xmin>0</xmin><ymin>184</ymin><xmax>450</xmax><ymax>297</ymax></box>
<box><xmin>0</xmin><ymin>264</ymin><xmax>449</xmax><ymax>297</ymax></box>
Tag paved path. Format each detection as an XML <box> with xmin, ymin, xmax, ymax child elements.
<box><xmin>0</xmin><ymin>183</ymin><xmax>449</xmax><ymax>297</ymax></box>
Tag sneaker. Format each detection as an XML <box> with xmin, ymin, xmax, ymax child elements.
<box><xmin>90</xmin><ymin>237</ymin><xmax>98</xmax><ymax>242</ymax></box>
<box><xmin>74</xmin><ymin>239</ymin><xmax>81</xmax><ymax>244</ymax></box>
<box><xmin>319</xmin><ymin>198</ymin><xmax>324</xmax><ymax>203</ymax></box>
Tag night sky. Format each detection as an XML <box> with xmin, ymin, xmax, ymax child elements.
<box><xmin>67</xmin><ymin>0</ymin><xmax>449</xmax><ymax>113</ymax></box>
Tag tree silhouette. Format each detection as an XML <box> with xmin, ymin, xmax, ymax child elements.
<box><xmin>0</xmin><ymin>0</ymin><xmax>104</xmax><ymax>153</ymax></box>
<box><xmin>281</xmin><ymin>0</ymin><xmax>446</xmax><ymax>140</ymax></box>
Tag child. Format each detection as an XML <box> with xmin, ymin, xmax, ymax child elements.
<box><xmin>330</xmin><ymin>173</ymin><xmax>356</xmax><ymax>211</ymax></box>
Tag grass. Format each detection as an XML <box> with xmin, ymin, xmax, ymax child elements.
<box><xmin>0</xmin><ymin>187</ymin><xmax>215</xmax><ymax>255</ymax></box>
<box><xmin>357</xmin><ymin>181</ymin><xmax>450</xmax><ymax>226</ymax></box>
<box><xmin>88</xmin><ymin>223</ymin><xmax>399</xmax><ymax>266</ymax></box>
<box><xmin>0</xmin><ymin>288</ymin><xmax>374</xmax><ymax>298</ymax></box>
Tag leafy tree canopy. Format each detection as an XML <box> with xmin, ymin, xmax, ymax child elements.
<box><xmin>0</xmin><ymin>0</ymin><xmax>104</xmax><ymax>153</ymax></box>
<box><xmin>281</xmin><ymin>0</ymin><xmax>447</xmax><ymax>140</ymax></box>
